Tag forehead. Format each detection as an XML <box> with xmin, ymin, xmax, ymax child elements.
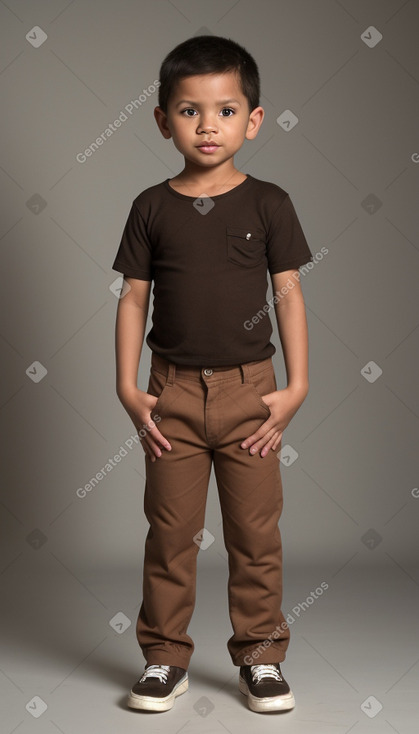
<box><xmin>170</xmin><ymin>71</ymin><xmax>244</xmax><ymax>102</ymax></box>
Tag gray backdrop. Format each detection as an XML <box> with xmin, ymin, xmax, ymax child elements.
<box><xmin>1</xmin><ymin>1</ymin><xmax>418</xmax><ymax>733</ymax></box>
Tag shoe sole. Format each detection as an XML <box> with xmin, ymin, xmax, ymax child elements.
<box><xmin>127</xmin><ymin>674</ymin><xmax>188</xmax><ymax>712</ymax></box>
<box><xmin>239</xmin><ymin>676</ymin><xmax>295</xmax><ymax>712</ymax></box>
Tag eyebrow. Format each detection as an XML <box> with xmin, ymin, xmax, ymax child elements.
<box><xmin>175</xmin><ymin>98</ymin><xmax>241</xmax><ymax>107</ymax></box>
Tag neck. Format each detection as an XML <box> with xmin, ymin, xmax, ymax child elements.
<box><xmin>177</xmin><ymin>160</ymin><xmax>243</xmax><ymax>189</ymax></box>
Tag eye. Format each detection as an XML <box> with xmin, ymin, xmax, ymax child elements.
<box><xmin>220</xmin><ymin>108</ymin><xmax>235</xmax><ymax>117</ymax></box>
<box><xmin>181</xmin><ymin>108</ymin><xmax>197</xmax><ymax>117</ymax></box>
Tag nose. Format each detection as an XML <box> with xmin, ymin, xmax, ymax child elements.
<box><xmin>196</xmin><ymin>114</ymin><xmax>217</xmax><ymax>134</ymax></box>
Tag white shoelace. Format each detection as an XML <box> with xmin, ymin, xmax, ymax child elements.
<box><xmin>251</xmin><ymin>664</ymin><xmax>283</xmax><ymax>684</ymax></box>
<box><xmin>139</xmin><ymin>664</ymin><xmax>170</xmax><ymax>684</ymax></box>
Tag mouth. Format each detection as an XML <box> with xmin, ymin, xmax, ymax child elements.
<box><xmin>196</xmin><ymin>142</ymin><xmax>221</xmax><ymax>153</ymax></box>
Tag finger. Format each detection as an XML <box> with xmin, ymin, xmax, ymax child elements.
<box><xmin>147</xmin><ymin>413</ymin><xmax>161</xmax><ymax>429</ymax></box>
<box><xmin>145</xmin><ymin>435</ymin><xmax>165</xmax><ymax>458</ymax></box>
<box><xmin>240</xmin><ymin>421</ymin><xmax>271</xmax><ymax>450</ymax></box>
<box><xmin>137</xmin><ymin>427</ymin><xmax>163</xmax><ymax>458</ymax></box>
<box><xmin>246</xmin><ymin>427</ymin><xmax>276</xmax><ymax>455</ymax></box>
<box><xmin>138</xmin><ymin>424</ymin><xmax>171</xmax><ymax>453</ymax></box>
<box><xmin>139</xmin><ymin>437</ymin><xmax>156</xmax><ymax>462</ymax></box>
<box><xmin>147</xmin><ymin>425</ymin><xmax>172</xmax><ymax>450</ymax></box>
<box><xmin>271</xmin><ymin>432</ymin><xmax>283</xmax><ymax>452</ymax></box>
<box><xmin>260</xmin><ymin>434</ymin><xmax>277</xmax><ymax>457</ymax></box>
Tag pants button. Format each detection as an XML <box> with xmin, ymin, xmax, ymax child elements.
<box><xmin>203</xmin><ymin>368</ymin><xmax>213</xmax><ymax>376</ymax></box>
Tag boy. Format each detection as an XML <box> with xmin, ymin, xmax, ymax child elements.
<box><xmin>112</xmin><ymin>35</ymin><xmax>313</xmax><ymax>714</ymax></box>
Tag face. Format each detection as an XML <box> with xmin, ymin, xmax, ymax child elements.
<box><xmin>154</xmin><ymin>71</ymin><xmax>264</xmax><ymax>168</ymax></box>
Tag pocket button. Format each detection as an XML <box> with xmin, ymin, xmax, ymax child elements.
<box><xmin>203</xmin><ymin>368</ymin><xmax>213</xmax><ymax>376</ymax></box>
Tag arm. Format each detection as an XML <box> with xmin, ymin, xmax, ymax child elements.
<box><xmin>115</xmin><ymin>277</ymin><xmax>151</xmax><ymax>396</ymax></box>
<box><xmin>240</xmin><ymin>269</ymin><xmax>309</xmax><ymax>457</ymax></box>
<box><xmin>115</xmin><ymin>277</ymin><xmax>172</xmax><ymax>461</ymax></box>
<box><xmin>271</xmin><ymin>270</ymin><xmax>309</xmax><ymax>397</ymax></box>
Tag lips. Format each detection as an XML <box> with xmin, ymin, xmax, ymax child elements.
<box><xmin>197</xmin><ymin>142</ymin><xmax>220</xmax><ymax>154</ymax></box>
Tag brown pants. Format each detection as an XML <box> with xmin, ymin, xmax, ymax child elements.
<box><xmin>136</xmin><ymin>351</ymin><xmax>290</xmax><ymax>669</ymax></box>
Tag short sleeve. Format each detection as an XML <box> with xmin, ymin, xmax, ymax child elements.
<box><xmin>111</xmin><ymin>202</ymin><xmax>152</xmax><ymax>280</ymax></box>
<box><xmin>266</xmin><ymin>194</ymin><xmax>313</xmax><ymax>275</ymax></box>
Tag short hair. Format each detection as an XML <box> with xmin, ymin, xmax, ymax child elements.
<box><xmin>157</xmin><ymin>35</ymin><xmax>260</xmax><ymax>114</ymax></box>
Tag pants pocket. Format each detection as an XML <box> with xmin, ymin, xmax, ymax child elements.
<box><xmin>248</xmin><ymin>365</ymin><xmax>277</xmax><ymax>416</ymax></box>
<box><xmin>147</xmin><ymin>369</ymin><xmax>168</xmax><ymax>417</ymax></box>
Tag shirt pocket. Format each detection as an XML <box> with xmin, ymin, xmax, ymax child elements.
<box><xmin>226</xmin><ymin>227</ymin><xmax>266</xmax><ymax>268</ymax></box>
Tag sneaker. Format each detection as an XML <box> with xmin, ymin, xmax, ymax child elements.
<box><xmin>239</xmin><ymin>663</ymin><xmax>295</xmax><ymax>713</ymax></box>
<box><xmin>127</xmin><ymin>664</ymin><xmax>188</xmax><ymax>712</ymax></box>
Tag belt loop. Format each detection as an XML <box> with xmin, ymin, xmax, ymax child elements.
<box><xmin>240</xmin><ymin>362</ymin><xmax>251</xmax><ymax>384</ymax></box>
<box><xmin>167</xmin><ymin>361</ymin><xmax>176</xmax><ymax>386</ymax></box>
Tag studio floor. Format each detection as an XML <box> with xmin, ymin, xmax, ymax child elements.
<box><xmin>2</xmin><ymin>561</ymin><xmax>417</xmax><ymax>734</ymax></box>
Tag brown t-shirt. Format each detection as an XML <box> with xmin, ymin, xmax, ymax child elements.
<box><xmin>112</xmin><ymin>174</ymin><xmax>313</xmax><ymax>366</ymax></box>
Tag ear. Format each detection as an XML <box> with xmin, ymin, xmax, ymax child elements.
<box><xmin>245</xmin><ymin>106</ymin><xmax>265</xmax><ymax>140</ymax></box>
<box><xmin>154</xmin><ymin>107</ymin><xmax>172</xmax><ymax>139</ymax></box>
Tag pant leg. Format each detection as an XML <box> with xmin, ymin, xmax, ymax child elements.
<box><xmin>136</xmin><ymin>358</ymin><xmax>212</xmax><ymax>670</ymax></box>
<box><xmin>212</xmin><ymin>359</ymin><xmax>290</xmax><ymax>666</ymax></box>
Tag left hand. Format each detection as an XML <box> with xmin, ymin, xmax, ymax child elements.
<box><xmin>240</xmin><ymin>386</ymin><xmax>308</xmax><ymax>457</ymax></box>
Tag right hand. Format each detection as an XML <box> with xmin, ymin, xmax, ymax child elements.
<box><xmin>118</xmin><ymin>387</ymin><xmax>172</xmax><ymax>462</ymax></box>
